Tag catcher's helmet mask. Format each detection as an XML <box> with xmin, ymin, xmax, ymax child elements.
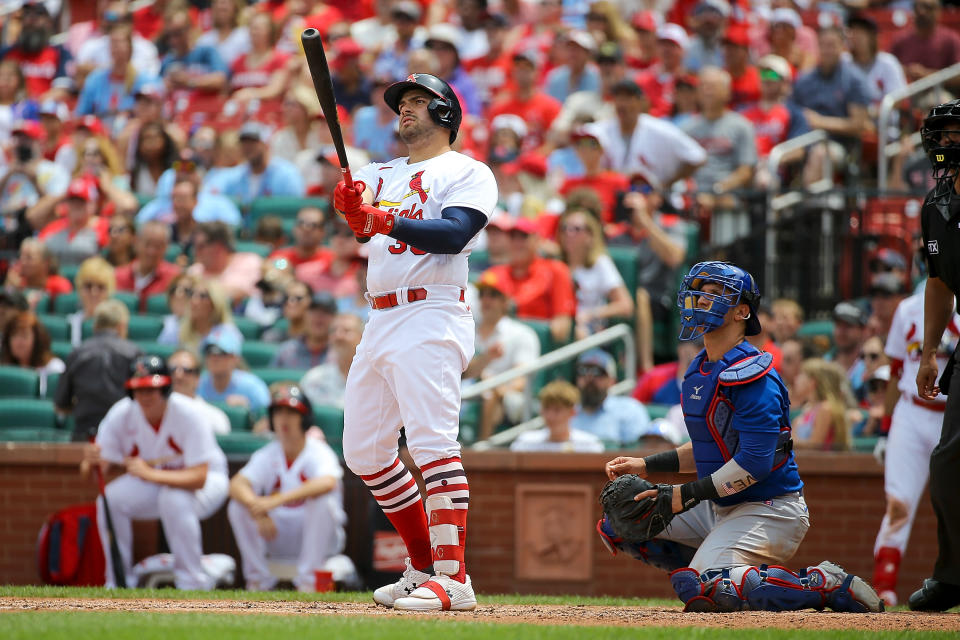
<box><xmin>126</xmin><ymin>354</ymin><xmax>173</xmax><ymax>397</ymax></box>
<box><xmin>677</xmin><ymin>261</ymin><xmax>762</xmax><ymax>341</ymax></box>
<box><xmin>384</xmin><ymin>73</ymin><xmax>462</xmax><ymax>144</ymax></box>
<box><xmin>268</xmin><ymin>384</ymin><xmax>313</xmax><ymax>433</ymax></box>
<box><xmin>921</xmin><ymin>98</ymin><xmax>960</xmax><ymax>206</ymax></box>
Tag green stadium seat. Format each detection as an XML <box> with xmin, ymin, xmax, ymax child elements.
<box><xmin>251</xmin><ymin>368</ymin><xmax>307</xmax><ymax>387</ymax></box>
<box><xmin>0</xmin><ymin>366</ymin><xmax>39</xmax><ymax>397</ymax></box>
<box><xmin>312</xmin><ymin>404</ymin><xmax>344</xmax><ymax>455</ymax></box>
<box><xmin>797</xmin><ymin>320</ymin><xmax>834</xmax><ymax>340</ymax></box>
<box><xmin>127</xmin><ymin>315</ymin><xmax>164</xmax><ymax>341</ymax></box>
<box><xmin>51</xmin><ymin>341</ymin><xmax>73</xmax><ymax>361</ymax></box>
<box><xmin>164</xmin><ymin>244</ymin><xmax>182</xmax><ymax>263</ymax></box>
<box><xmin>43</xmin><ymin>372</ymin><xmax>60</xmax><ymax>399</ymax></box>
<box><xmin>216</xmin><ymin>432</ymin><xmax>271</xmax><ymax>456</ymax></box>
<box><xmin>469</xmin><ymin>249</ymin><xmax>489</xmax><ymax>274</ymax></box>
<box><xmin>248</xmin><ymin>197</ymin><xmax>329</xmax><ymax>229</ymax></box>
<box><xmin>233</xmin><ymin>317</ymin><xmax>262</xmax><ymax>341</ymax></box>
<box><xmin>146</xmin><ymin>294</ymin><xmax>170</xmax><ymax>315</ymax></box>
<box><xmin>35</xmin><ymin>293</ymin><xmax>51</xmax><ymax>313</ymax></box>
<box><xmin>53</xmin><ymin>292</ymin><xmax>79</xmax><ymax>314</ymax></box>
<box><xmin>59</xmin><ymin>264</ymin><xmax>80</xmax><ymax>285</ymax></box>
<box><xmin>645</xmin><ymin>403</ymin><xmax>671</xmax><ymax>421</ymax></box>
<box><xmin>235</xmin><ymin>240</ymin><xmax>272</xmax><ymax>258</ymax></box>
<box><xmin>38</xmin><ymin>314</ymin><xmax>70</xmax><ymax>341</ymax></box>
<box><xmin>213</xmin><ymin>402</ymin><xmax>252</xmax><ymax>431</ymax></box>
<box><xmin>607</xmin><ymin>246</ymin><xmax>639</xmax><ymax>298</ymax></box>
<box><xmin>242</xmin><ymin>341</ymin><xmax>279</xmax><ymax>368</ymax></box>
<box><xmin>853</xmin><ymin>435</ymin><xmax>881</xmax><ymax>453</ymax></box>
<box><xmin>135</xmin><ymin>342</ymin><xmax>177</xmax><ymax>360</ymax></box>
<box><xmin>0</xmin><ymin>427</ymin><xmax>71</xmax><ymax>442</ymax></box>
<box><xmin>81</xmin><ymin>319</ymin><xmax>93</xmax><ymax>340</ymax></box>
<box><xmin>0</xmin><ymin>398</ymin><xmax>58</xmax><ymax>429</ymax></box>
<box><xmin>266</xmin><ymin>318</ymin><xmax>289</xmax><ymax>337</ymax></box>
<box><xmin>115</xmin><ymin>292</ymin><xmax>139</xmax><ymax>313</ymax></box>
<box><xmin>518</xmin><ymin>319</ymin><xmax>553</xmax><ymax>354</ymax></box>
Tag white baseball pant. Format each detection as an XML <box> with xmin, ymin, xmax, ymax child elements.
<box><xmin>98</xmin><ymin>471</ymin><xmax>229</xmax><ymax>589</ymax></box>
<box><xmin>226</xmin><ymin>495</ymin><xmax>346</xmax><ymax>592</ymax></box>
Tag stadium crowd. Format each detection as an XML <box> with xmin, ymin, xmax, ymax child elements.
<box><xmin>0</xmin><ymin>0</ymin><xmax>950</xmax><ymax>458</ymax></box>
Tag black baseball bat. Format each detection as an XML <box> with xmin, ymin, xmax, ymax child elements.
<box><xmin>96</xmin><ymin>465</ymin><xmax>127</xmax><ymax>588</ymax></box>
<box><xmin>300</xmin><ymin>28</ymin><xmax>370</xmax><ymax>243</ymax></box>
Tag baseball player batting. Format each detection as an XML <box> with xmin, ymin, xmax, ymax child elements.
<box><xmin>333</xmin><ymin>73</ymin><xmax>496</xmax><ymax>611</ymax></box>
<box><xmin>872</xmin><ymin>284</ymin><xmax>960</xmax><ymax>605</ymax></box>
<box><xmin>598</xmin><ymin>262</ymin><xmax>884</xmax><ymax>613</ymax></box>
<box><xmin>82</xmin><ymin>355</ymin><xmax>229</xmax><ymax>589</ymax></box>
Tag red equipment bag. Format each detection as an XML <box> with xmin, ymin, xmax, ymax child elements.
<box><xmin>37</xmin><ymin>503</ymin><xmax>105</xmax><ymax>586</ymax></box>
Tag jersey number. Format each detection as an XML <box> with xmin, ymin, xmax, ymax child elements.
<box><xmin>388</xmin><ymin>241</ymin><xmax>427</xmax><ymax>255</ymax></box>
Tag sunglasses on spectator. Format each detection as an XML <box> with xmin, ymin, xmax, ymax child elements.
<box><xmin>172</xmin><ymin>160</ymin><xmax>197</xmax><ymax>173</ymax></box>
<box><xmin>171</xmin><ymin>366</ymin><xmax>199</xmax><ymax>375</ymax></box>
<box><xmin>863</xmin><ymin>351</ymin><xmax>883</xmax><ymax>361</ymax></box>
<box><xmin>296</xmin><ymin>219</ymin><xmax>323</xmax><ymax>230</ymax></box>
<box><xmin>174</xmin><ymin>286</ymin><xmax>193</xmax><ymax>298</ymax></box>
<box><xmin>191</xmin><ymin>290</ymin><xmax>211</xmax><ymax>300</ymax></box>
<box><xmin>577</xmin><ymin>366</ymin><xmax>608</xmax><ymax>378</ymax></box>
<box><xmin>286</xmin><ymin>294</ymin><xmax>308</xmax><ymax>304</ymax></box>
<box><xmin>109</xmin><ymin>225</ymin><xmax>131</xmax><ymax>235</ymax></box>
<box><xmin>80</xmin><ymin>282</ymin><xmax>107</xmax><ymax>292</ymax></box>
<box><xmin>561</xmin><ymin>224</ymin><xmax>590</xmax><ymax>234</ymax></box>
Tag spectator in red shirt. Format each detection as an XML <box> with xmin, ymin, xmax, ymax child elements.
<box><xmin>633</xmin><ymin>338</ymin><xmax>703</xmax><ymax>405</ymax></box>
<box><xmin>486</xmin><ymin>50</ymin><xmax>562</xmax><ymax>147</ymax></box>
<box><xmin>295</xmin><ymin>218</ymin><xmax>363</xmax><ymax>299</ymax></box>
<box><xmin>0</xmin><ymin>0</ymin><xmax>72</xmax><ymax>98</ymax></box>
<box><xmin>891</xmin><ymin>0</ymin><xmax>960</xmax><ymax>84</ymax></box>
<box><xmin>3</xmin><ymin>237</ymin><xmax>72</xmax><ymax>305</ymax></box>
<box><xmin>741</xmin><ymin>54</ymin><xmax>794</xmax><ymax>157</ymax></box>
<box><xmin>463</xmin><ymin>13</ymin><xmax>513</xmax><ymax>111</ymax></box>
<box><xmin>37</xmin><ymin>101</ymin><xmax>71</xmax><ymax>167</ymax></box>
<box><xmin>559</xmin><ymin>126</ymin><xmax>629</xmax><ymax>224</ymax></box>
<box><xmin>229</xmin><ymin>12</ymin><xmax>291</xmax><ymax>107</ymax></box>
<box><xmin>268</xmin><ymin>206</ymin><xmax>333</xmax><ymax>269</ymax></box>
<box><xmin>637</xmin><ymin>23</ymin><xmax>689</xmax><ymax>118</ymax></box>
<box><xmin>484</xmin><ymin>218</ymin><xmax>576</xmax><ymax>344</ymax></box>
<box><xmin>115</xmin><ymin>220</ymin><xmax>181</xmax><ymax>312</ymax></box>
<box><xmin>723</xmin><ymin>25</ymin><xmax>760</xmax><ymax>109</ymax></box>
<box><xmin>626</xmin><ymin>11</ymin><xmax>659</xmax><ymax>70</ymax></box>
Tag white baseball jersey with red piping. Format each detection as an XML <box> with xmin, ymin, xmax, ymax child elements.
<box><xmin>95</xmin><ymin>392</ymin><xmax>229</xmax><ymax>589</ymax></box>
<box><xmin>343</xmin><ymin>150</ymin><xmax>497</xmax><ymax>599</ymax></box>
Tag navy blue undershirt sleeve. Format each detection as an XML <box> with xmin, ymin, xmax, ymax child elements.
<box><xmin>388</xmin><ymin>206</ymin><xmax>487</xmax><ymax>254</ymax></box>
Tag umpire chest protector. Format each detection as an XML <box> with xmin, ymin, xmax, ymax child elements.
<box><xmin>682</xmin><ymin>342</ymin><xmax>795</xmax><ymax>504</ymax></box>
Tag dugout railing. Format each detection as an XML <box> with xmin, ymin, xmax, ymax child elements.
<box><xmin>465</xmin><ymin>322</ymin><xmax>636</xmax><ymax>450</ymax></box>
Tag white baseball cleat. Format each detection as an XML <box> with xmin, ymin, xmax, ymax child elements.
<box><xmin>372</xmin><ymin>558</ymin><xmax>432</xmax><ymax>607</ymax></box>
<box><xmin>817</xmin><ymin>561</ymin><xmax>885</xmax><ymax>613</ymax></box>
<box><xmin>393</xmin><ymin>574</ymin><xmax>477</xmax><ymax>611</ymax></box>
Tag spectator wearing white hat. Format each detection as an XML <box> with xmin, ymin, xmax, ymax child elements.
<box><xmin>637</xmin><ymin>23</ymin><xmax>690</xmax><ymax>118</ymax></box>
<box><xmin>545</xmin><ymin>31</ymin><xmax>602</xmax><ymax>103</ymax></box>
<box><xmin>423</xmin><ymin>23</ymin><xmax>482</xmax><ymax>117</ymax></box>
<box><xmin>759</xmin><ymin>7</ymin><xmax>817</xmax><ymax>73</ymax></box>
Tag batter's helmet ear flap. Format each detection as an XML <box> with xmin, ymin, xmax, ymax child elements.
<box><xmin>384</xmin><ymin>73</ymin><xmax>462</xmax><ymax>144</ymax></box>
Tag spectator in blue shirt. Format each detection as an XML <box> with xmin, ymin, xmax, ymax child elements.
<box><xmin>352</xmin><ymin>77</ymin><xmax>400</xmax><ymax>162</ymax></box>
<box><xmin>76</xmin><ymin>23</ymin><xmax>155</xmax><ymax>124</ymax></box>
<box><xmin>373</xmin><ymin>1</ymin><xmax>426</xmax><ymax>82</ymax></box>
<box><xmin>544</xmin><ymin>31</ymin><xmax>602</xmax><ymax>103</ymax></box>
<box><xmin>271</xmin><ymin>292</ymin><xmax>337</xmax><ymax>370</ymax></box>
<box><xmin>219</xmin><ymin>122</ymin><xmax>304</xmax><ymax>205</ymax></box>
<box><xmin>159</xmin><ymin>10</ymin><xmax>228</xmax><ymax>95</ymax></box>
<box><xmin>570</xmin><ymin>349</ymin><xmax>653</xmax><ymax>448</ymax></box>
<box><xmin>197</xmin><ymin>326</ymin><xmax>270</xmax><ymax>412</ymax></box>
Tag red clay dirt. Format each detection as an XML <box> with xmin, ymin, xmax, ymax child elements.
<box><xmin>1</xmin><ymin>597</ymin><xmax>959</xmax><ymax>631</ymax></box>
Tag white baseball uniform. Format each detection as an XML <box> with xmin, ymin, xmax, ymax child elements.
<box><xmin>95</xmin><ymin>392</ymin><xmax>229</xmax><ymax>589</ymax></box>
<box><xmin>227</xmin><ymin>438</ymin><xmax>347</xmax><ymax>592</ymax></box>
<box><xmin>874</xmin><ymin>288</ymin><xmax>959</xmax><ymax>555</ymax></box>
<box><xmin>343</xmin><ymin>151</ymin><xmax>498</xmax><ymax>474</ymax></box>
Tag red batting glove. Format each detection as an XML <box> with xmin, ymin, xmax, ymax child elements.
<box><xmin>333</xmin><ymin>180</ymin><xmax>366</xmax><ymax>218</ymax></box>
<box><xmin>345</xmin><ymin>204</ymin><xmax>395</xmax><ymax>237</ymax></box>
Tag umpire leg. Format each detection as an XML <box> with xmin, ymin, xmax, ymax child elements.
<box><xmin>931</xmin><ymin>364</ymin><xmax>960</xmax><ymax>586</ymax></box>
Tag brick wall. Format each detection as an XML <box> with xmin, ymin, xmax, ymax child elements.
<box><xmin>0</xmin><ymin>445</ymin><xmax>936</xmax><ymax>605</ymax></box>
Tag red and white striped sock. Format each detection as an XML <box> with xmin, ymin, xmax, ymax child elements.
<box><xmin>421</xmin><ymin>457</ymin><xmax>469</xmax><ymax>583</ymax></box>
<box><xmin>360</xmin><ymin>458</ymin><xmax>432</xmax><ymax>571</ymax></box>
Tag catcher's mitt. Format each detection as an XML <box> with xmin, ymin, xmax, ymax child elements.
<box><xmin>599</xmin><ymin>474</ymin><xmax>676</xmax><ymax>543</ymax></box>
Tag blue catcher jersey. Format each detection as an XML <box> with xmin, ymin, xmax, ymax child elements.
<box><xmin>681</xmin><ymin>341</ymin><xmax>803</xmax><ymax>506</ymax></box>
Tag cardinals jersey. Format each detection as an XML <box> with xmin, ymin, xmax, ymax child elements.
<box><xmin>236</xmin><ymin>439</ymin><xmax>344</xmax><ymax>513</ymax></box>
<box><xmin>96</xmin><ymin>392</ymin><xmax>228</xmax><ymax>476</ymax></box>
<box><xmin>886</xmin><ymin>287</ymin><xmax>960</xmax><ymax>401</ymax></box>
<box><xmin>354</xmin><ymin>151</ymin><xmax>498</xmax><ymax>293</ymax></box>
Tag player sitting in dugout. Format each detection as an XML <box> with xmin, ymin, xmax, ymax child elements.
<box><xmin>597</xmin><ymin>262</ymin><xmax>884</xmax><ymax>613</ymax></box>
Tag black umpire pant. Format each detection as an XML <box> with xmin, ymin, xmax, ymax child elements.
<box><xmin>933</xmin><ymin>358</ymin><xmax>960</xmax><ymax>585</ymax></box>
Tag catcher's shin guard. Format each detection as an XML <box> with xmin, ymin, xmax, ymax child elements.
<box><xmin>740</xmin><ymin>565</ymin><xmax>829</xmax><ymax>611</ymax></box>
<box><xmin>597</xmin><ymin>517</ymin><xmax>696</xmax><ymax>572</ymax></box>
<box><xmin>426</xmin><ymin>495</ymin><xmax>463</xmax><ymax>577</ymax></box>
<box><xmin>670</xmin><ymin>567</ymin><xmax>747</xmax><ymax>612</ymax></box>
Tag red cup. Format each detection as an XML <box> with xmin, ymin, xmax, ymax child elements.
<box><xmin>314</xmin><ymin>570</ymin><xmax>334</xmax><ymax>592</ymax></box>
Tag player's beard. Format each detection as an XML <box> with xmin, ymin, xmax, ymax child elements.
<box><xmin>398</xmin><ymin>118</ymin><xmax>432</xmax><ymax>145</ymax></box>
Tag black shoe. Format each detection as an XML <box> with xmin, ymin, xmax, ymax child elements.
<box><xmin>908</xmin><ymin>578</ymin><xmax>960</xmax><ymax>612</ymax></box>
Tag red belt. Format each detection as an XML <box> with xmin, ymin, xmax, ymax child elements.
<box><xmin>912</xmin><ymin>396</ymin><xmax>946</xmax><ymax>412</ymax></box>
<box><xmin>370</xmin><ymin>288</ymin><xmax>465</xmax><ymax>310</ymax></box>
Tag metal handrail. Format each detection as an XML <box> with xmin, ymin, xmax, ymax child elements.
<box><xmin>878</xmin><ymin>62</ymin><xmax>960</xmax><ymax>191</ymax></box>
<box><xmin>464</xmin><ymin>323</ymin><xmax>636</xmax><ymax>448</ymax></box>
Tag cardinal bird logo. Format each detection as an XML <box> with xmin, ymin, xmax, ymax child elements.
<box><xmin>407</xmin><ymin>171</ymin><xmax>429</xmax><ymax>203</ymax></box>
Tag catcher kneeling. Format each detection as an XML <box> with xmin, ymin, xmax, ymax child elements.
<box><xmin>598</xmin><ymin>261</ymin><xmax>884</xmax><ymax>613</ymax></box>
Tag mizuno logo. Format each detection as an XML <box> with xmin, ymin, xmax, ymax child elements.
<box><xmin>690</xmin><ymin>385</ymin><xmax>703</xmax><ymax>400</ymax></box>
